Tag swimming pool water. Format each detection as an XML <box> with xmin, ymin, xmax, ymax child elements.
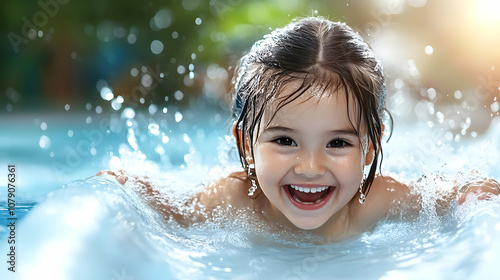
<box><xmin>1</xmin><ymin>174</ymin><xmax>499</xmax><ymax>280</ymax></box>
<box><xmin>1</xmin><ymin>98</ymin><xmax>499</xmax><ymax>280</ymax></box>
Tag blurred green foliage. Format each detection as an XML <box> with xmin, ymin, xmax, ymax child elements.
<box><xmin>0</xmin><ymin>0</ymin><xmax>354</xmax><ymax>112</ymax></box>
<box><xmin>2</xmin><ymin>0</ymin><xmax>498</xmax><ymax>115</ymax></box>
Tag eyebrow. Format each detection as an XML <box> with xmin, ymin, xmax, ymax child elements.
<box><xmin>263</xmin><ymin>125</ymin><xmax>359</xmax><ymax>137</ymax></box>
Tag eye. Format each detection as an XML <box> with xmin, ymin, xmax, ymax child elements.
<box><xmin>327</xmin><ymin>138</ymin><xmax>350</xmax><ymax>148</ymax></box>
<box><xmin>273</xmin><ymin>136</ymin><xmax>297</xmax><ymax>146</ymax></box>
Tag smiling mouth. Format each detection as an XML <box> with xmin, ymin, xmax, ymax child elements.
<box><xmin>284</xmin><ymin>184</ymin><xmax>335</xmax><ymax>210</ymax></box>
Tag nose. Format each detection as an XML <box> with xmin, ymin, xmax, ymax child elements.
<box><xmin>294</xmin><ymin>150</ymin><xmax>327</xmax><ymax>178</ymax></box>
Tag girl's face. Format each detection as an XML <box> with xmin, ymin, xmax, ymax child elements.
<box><xmin>251</xmin><ymin>80</ymin><xmax>372</xmax><ymax>230</ymax></box>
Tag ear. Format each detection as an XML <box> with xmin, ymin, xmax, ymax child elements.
<box><xmin>365</xmin><ymin>124</ymin><xmax>384</xmax><ymax>166</ymax></box>
<box><xmin>232</xmin><ymin>123</ymin><xmax>254</xmax><ymax>164</ymax></box>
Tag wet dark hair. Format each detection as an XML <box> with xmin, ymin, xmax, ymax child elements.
<box><xmin>232</xmin><ymin>17</ymin><xmax>390</xmax><ymax>198</ymax></box>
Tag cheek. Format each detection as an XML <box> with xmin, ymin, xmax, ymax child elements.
<box><xmin>253</xmin><ymin>146</ymin><xmax>287</xmax><ymax>181</ymax></box>
<box><xmin>330</xmin><ymin>152</ymin><xmax>364</xmax><ymax>181</ymax></box>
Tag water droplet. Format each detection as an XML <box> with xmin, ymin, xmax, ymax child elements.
<box><xmin>471</xmin><ymin>131</ymin><xmax>478</xmax><ymax>137</ymax></box>
<box><xmin>111</xmin><ymin>99</ymin><xmax>122</xmax><ymax>111</ymax></box>
<box><xmin>425</xmin><ymin>45</ymin><xmax>434</xmax><ymax>55</ymax></box>
<box><xmin>155</xmin><ymin>145</ymin><xmax>165</xmax><ymax>155</ymax></box>
<box><xmin>436</xmin><ymin>111</ymin><xmax>444</xmax><ymax>123</ymax></box>
<box><xmin>183</xmin><ymin>133</ymin><xmax>191</xmax><ymax>143</ymax></box>
<box><xmin>150</xmin><ymin>40</ymin><xmax>164</xmax><ymax>55</ymax></box>
<box><xmin>172</xmin><ymin>31</ymin><xmax>179</xmax><ymax>39</ymax></box>
<box><xmin>141</xmin><ymin>74</ymin><xmax>153</xmax><ymax>87</ymax></box>
<box><xmin>68</xmin><ymin>130</ymin><xmax>74</xmax><ymax>137</ymax></box>
<box><xmin>427</xmin><ymin>88</ymin><xmax>436</xmax><ymax>99</ymax></box>
<box><xmin>86</xmin><ymin>116</ymin><xmax>92</xmax><ymax>124</ymax></box>
<box><xmin>39</xmin><ymin>135</ymin><xmax>51</xmax><ymax>150</ymax></box>
<box><xmin>454</xmin><ymin>90</ymin><xmax>462</xmax><ymax>99</ymax></box>
<box><xmin>162</xmin><ymin>135</ymin><xmax>169</xmax><ymax>143</ymax></box>
<box><xmin>127</xmin><ymin>128</ymin><xmax>139</xmax><ymax>151</ymax></box>
<box><xmin>195</xmin><ymin>17</ymin><xmax>202</xmax><ymax>25</ymax></box>
<box><xmin>28</xmin><ymin>29</ymin><xmax>36</xmax><ymax>40</ymax></box>
<box><xmin>148</xmin><ymin>123</ymin><xmax>160</xmax><ymax>136</ymax></box>
<box><xmin>100</xmin><ymin>86</ymin><xmax>114</xmax><ymax>101</ymax></box>
<box><xmin>127</xmin><ymin>33</ymin><xmax>137</xmax><ymax>44</ymax></box>
<box><xmin>95</xmin><ymin>105</ymin><xmax>103</xmax><ymax>114</ymax></box>
<box><xmin>153</xmin><ymin>8</ymin><xmax>173</xmax><ymax>30</ymax></box>
<box><xmin>174</xmin><ymin>90</ymin><xmax>184</xmax><ymax>100</ymax></box>
<box><xmin>64</xmin><ymin>104</ymin><xmax>70</xmax><ymax>111</ymax></box>
<box><xmin>86</xmin><ymin>103</ymin><xmax>92</xmax><ymax>110</ymax></box>
<box><xmin>131</xmin><ymin>68</ymin><xmax>139</xmax><ymax>77</ymax></box>
<box><xmin>149</xmin><ymin>104</ymin><xmax>158</xmax><ymax>115</ymax></box>
<box><xmin>177</xmin><ymin>65</ymin><xmax>186</xmax><ymax>74</ymax></box>
<box><xmin>123</xmin><ymin>107</ymin><xmax>136</xmax><ymax>119</ymax></box>
<box><xmin>445</xmin><ymin>131</ymin><xmax>453</xmax><ymax>141</ymax></box>
<box><xmin>41</xmin><ymin>122</ymin><xmax>47</xmax><ymax>131</ymax></box>
<box><xmin>163</xmin><ymin>107</ymin><xmax>168</xmax><ymax>113</ymax></box>
<box><xmin>491</xmin><ymin>101</ymin><xmax>499</xmax><ymax>112</ymax></box>
<box><xmin>175</xmin><ymin>111</ymin><xmax>183</xmax><ymax>122</ymax></box>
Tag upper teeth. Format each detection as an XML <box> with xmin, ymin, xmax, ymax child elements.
<box><xmin>290</xmin><ymin>185</ymin><xmax>329</xmax><ymax>193</ymax></box>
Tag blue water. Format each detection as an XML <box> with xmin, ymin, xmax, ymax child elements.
<box><xmin>1</xmin><ymin>96</ymin><xmax>500</xmax><ymax>279</ymax></box>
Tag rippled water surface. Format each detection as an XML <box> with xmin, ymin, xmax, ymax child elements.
<box><xmin>1</xmin><ymin>97</ymin><xmax>499</xmax><ymax>280</ymax></box>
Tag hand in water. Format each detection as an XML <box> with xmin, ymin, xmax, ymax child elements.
<box><xmin>458</xmin><ymin>178</ymin><xmax>500</xmax><ymax>205</ymax></box>
<box><xmin>96</xmin><ymin>170</ymin><xmax>129</xmax><ymax>184</ymax></box>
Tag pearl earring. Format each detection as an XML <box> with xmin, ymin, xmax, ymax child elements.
<box><xmin>247</xmin><ymin>164</ymin><xmax>259</xmax><ymax>198</ymax></box>
<box><xmin>359</xmin><ymin>174</ymin><xmax>366</xmax><ymax>204</ymax></box>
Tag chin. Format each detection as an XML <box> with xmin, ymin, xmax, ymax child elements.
<box><xmin>290</xmin><ymin>218</ymin><xmax>327</xmax><ymax>231</ymax></box>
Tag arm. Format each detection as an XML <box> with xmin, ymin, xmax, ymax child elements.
<box><xmin>96</xmin><ymin>170</ymin><xmax>252</xmax><ymax>226</ymax></box>
<box><xmin>97</xmin><ymin>170</ymin><xmax>191</xmax><ymax>226</ymax></box>
<box><xmin>357</xmin><ymin>173</ymin><xmax>500</xmax><ymax>226</ymax></box>
<box><xmin>457</xmin><ymin>178</ymin><xmax>499</xmax><ymax>205</ymax></box>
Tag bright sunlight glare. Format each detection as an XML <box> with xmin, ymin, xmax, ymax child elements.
<box><xmin>476</xmin><ymin>0</ymin><xmax>500</xmax><ymax>24</ymax></box>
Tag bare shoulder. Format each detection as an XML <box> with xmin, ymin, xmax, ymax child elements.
<box><xmin>196</xmin><ymin>171</ymin><xmax>252</xmax><ymax>209</ymax></box>
<box><xmin>350</xmin><ymin>175</ymin><xmax>413</xmax><ymax>230</ymax></box>
<box><xmin>368</xmin><ymin>175</ymin><xmax>411</xmax><ymax>205</ymax></box>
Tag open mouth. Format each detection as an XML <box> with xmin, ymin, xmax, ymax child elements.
<box><xmin>284</xmin><ymin>184</ymin><xmax>335</xmax><ymax>210</ymax></box>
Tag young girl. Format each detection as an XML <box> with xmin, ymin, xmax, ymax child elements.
<box><xmin>98</xmin><ymin>17</ymin><xmax>499</xmax><ymax>242</ymax></box>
